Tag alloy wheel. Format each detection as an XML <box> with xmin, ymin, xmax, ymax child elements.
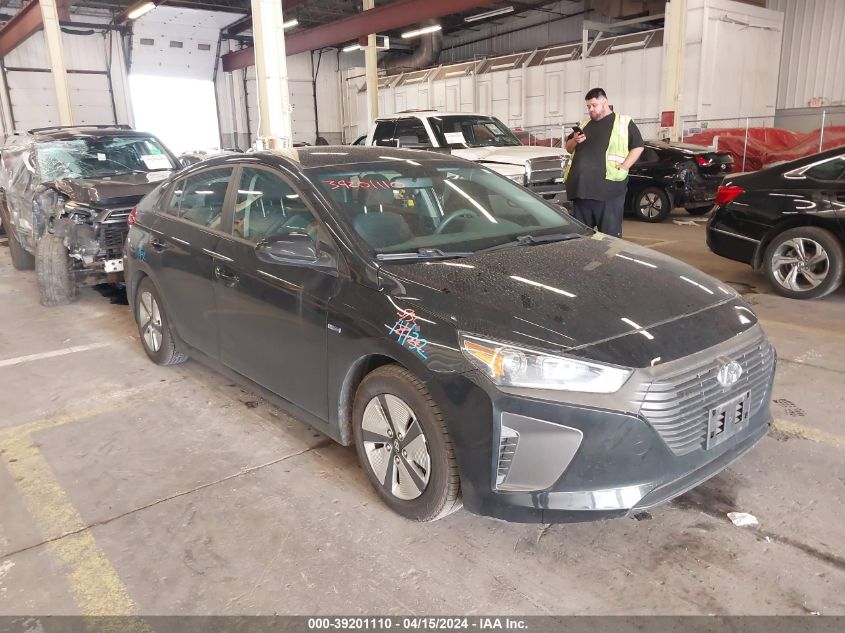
<box><xmin>771</xmin><ymin>237</ymin><xmax>830</xmax><ymax>292</ymax></box>
<box><xmin>138</xmin><ymin>290</ymin><xmax>163</xmax><ymax>352</ymax></box>
<box><xmin>640</xmin><ymin>192</ymin><xmax>663</xmax><ymax>218</ymax></box>
<box><xmin>361</xmin><ymin>394</ymin><xmax>431</xmax><ymax>501</ymax></box>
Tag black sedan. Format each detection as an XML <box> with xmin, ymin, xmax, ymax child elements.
<box><xmin>627</xmin><ymin>141</ymin><xmax>734</xmax><ymax>222</ymax></box>
<box><xmin>707</xmin><ymin>146</ymin><xmax>845</xmax><ymax>300</ymax></box>
<box><xmin>125</xmin><ymin>147</ymin><xmax>775</xmax><ymax>523</ymax></box>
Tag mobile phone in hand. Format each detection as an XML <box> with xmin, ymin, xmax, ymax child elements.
<box><xmin>572</xmin><ymin>126</ymin><xmax>583</xmax><ymax>135</ymax></box>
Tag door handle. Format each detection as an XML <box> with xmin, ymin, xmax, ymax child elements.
<box><xmin>150</xmin><ymin>238</ymin><xmax>167</xmax><ymax>251</ymax></box>
<box><xmin>214</xmin><ymin>266</ymin><xmax>240</xmax><ymax>285</ymax></box>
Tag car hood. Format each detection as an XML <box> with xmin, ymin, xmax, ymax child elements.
<box><xmin>48</xmin><ymin>171</ymin><xmax>173</xmax><ymax>208</ymax></box>
<box><xmin>380</xmin><ymin>235</ymin><xmax>750</xmax><ymax>365</ymax></box>
<box><xmin>452</xmin><ymin>146</ymin><xmax>567</xmax><ymax>165</ymax></box>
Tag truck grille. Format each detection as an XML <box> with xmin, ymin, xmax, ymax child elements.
<box><xmin>526</xmin><ymin>156</ymin><xmax>564</xmax><ymax>185</ymax></box>
<box><xmin>639</xmin><ymin>336</ymin><xmax>776</xmax><ymax>455</ymax></box>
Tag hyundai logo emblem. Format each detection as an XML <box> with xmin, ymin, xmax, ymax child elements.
<box><xmin>717</xmin><ymin>361</ymin><xmax>743</xmax><ymax>387</ymax></box>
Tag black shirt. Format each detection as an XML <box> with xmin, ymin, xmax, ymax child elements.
<box><xmin>566</xmin><ymin>113</ymin><xmax>644</xmax><ymax>201</ymax></box>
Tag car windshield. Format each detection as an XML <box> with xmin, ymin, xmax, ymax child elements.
<box><xmin>307</xmin><ymin>158</ymin><xmax>586</xmax><ymax>256</ymax></box>
<box><xmin>428</xmin><ymin>116</ymin><xmax>522</xmax><ymax>148</ymax></box>
<box><xmin>36</xmin><ymin>136</ymin><xmax>176</xmax><ymax>180</ymax></box>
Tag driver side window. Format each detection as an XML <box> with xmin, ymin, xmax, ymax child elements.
<box><xmin>232</xmin><ymin>168</ymin><xmax>318</xmax><ymax>243</ymax></box>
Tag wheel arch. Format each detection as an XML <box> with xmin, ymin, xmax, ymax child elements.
<box><xmin>752</xmin><ymin>216</ymin><xmax>844</xmax><ymax>270</ymax></box>
<box><xmin>337</xmin><ymin>353</ymin><xmax>409</xmax><ymax>446</ymax></box>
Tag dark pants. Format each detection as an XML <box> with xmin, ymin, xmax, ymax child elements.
<box><xmin>573</xmin><ymin>195</ymin><xmax>626</xmax><ymax>237</ymax></box>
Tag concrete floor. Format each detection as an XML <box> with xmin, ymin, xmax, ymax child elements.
<box><xmin>1</xmin><ymin>211</ymin><xmax>843</xmax><ymax>616</ymax></box>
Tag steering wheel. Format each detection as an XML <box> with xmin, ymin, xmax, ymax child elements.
<box><xmin>435</xmin><ymin>208</ymin><xmax>480</xmax><ymax>234</ymax></box>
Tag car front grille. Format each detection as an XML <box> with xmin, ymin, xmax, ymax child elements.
<box><xmin>638</xmin><ymin>335</ymin><xmax>776</xmax><ymax>456</ymax></box>
<box><xmin>527</xmin><ymin>156</ymin><xmax>564</xmax><ymax>185</ymax></box>
<box><xmin>100</xmin><ymin>224</ymin><xmax>129</xmax><ymax>253</ymax></box>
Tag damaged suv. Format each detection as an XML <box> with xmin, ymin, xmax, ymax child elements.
<box><xmin>0</xmin><ymin>125</ymin><xmax>178</xmax><ymax>305</ymax></box>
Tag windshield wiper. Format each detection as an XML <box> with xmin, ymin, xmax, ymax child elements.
<box><xmin>475</xmin><ymin>233</ymin><xmax>583</xmax><ymax>255</ymax></box>
<box><xmin>376</xmin><ymin>247</ymin><xmax>474</xmax><ymax>261</ymax></box>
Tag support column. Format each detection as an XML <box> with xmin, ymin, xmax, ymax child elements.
<box><xmin>364</xmin><ymin>0</ymin><xmax>378</xmax><ymax>123</ymax></box>
<box><xmin>660</xmin><ymin>0</ymin><xmax>687</xmax><ymax>142</ymax></box>
<box><xmin>251</xmin><ymin>0</ymin><xmax>292</xmax><ymax>149</ymax></box>
<box><xmin>40</xmin><ymin>0</ymin><xmax>73</xmax><ymax>126</ymax></box>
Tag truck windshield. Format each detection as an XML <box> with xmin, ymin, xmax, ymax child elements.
<box><xmin>428</xmin><ymin>116</ymin><xmax>522</xmax><ymax>148</ymax></box>
<box><xmin>37</xmin><ymin>136</ymin><xmax>177</xmax><ymax>180</ymax></box>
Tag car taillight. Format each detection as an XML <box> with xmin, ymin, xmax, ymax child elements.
<box><xmin>695</xmin><ymin>156</ymin><xmax>713</xmax><ymax>167</ymax></box>
<box><xmin>715</xmin><ymin>185</ymin><xmax>744</xmax><ymax>205</ymax></box>
<box><xmin>128</xmin><ymin>206</ymin><xmax>138</xmax><ymax>225</ymax></box>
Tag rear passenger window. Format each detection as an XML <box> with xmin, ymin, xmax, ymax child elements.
<box><xmin>372</xmin><ymin>120</ymin><xmax>397</xmax><ymax>146</ymax></box>
<box><xmin>166</xmin><ymin>168</ymin><xmax>232</xmax><ymax>230</ymax></box>
<box><xmin>394</xmin><ymin>119</ymin><xmax>432</xmax><ymax>147</ymax></box>
<box><xmin>805</xmin><ymin>157</ymin><xmax>845</xmax><ymax>182</ymax></box>
<box><xmin>232</xmin><ymin>168</ymin><xmax>319</xmax><ymax>243</ymax></box>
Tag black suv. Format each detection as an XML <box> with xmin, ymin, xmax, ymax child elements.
<box><xmin>0</xmin><ymin>125</ymin><xmax>179</xmax><ymax>305</ymax></box>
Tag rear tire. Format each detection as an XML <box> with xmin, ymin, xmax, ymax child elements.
<box><xmin>353</xmin><ymin>365</ymin><xmax>461</xmax><ymax>522</ymax></box>
<box><xmin>764</xmin><ymin>226</ymin><xmax>844</xmax><ymax>300</ymax></box>
<box><xmin>0</xmin><ymin>202</ymin><xmax>35</xmax><ymax>270</ymax></box>
<box><xmin>35</xmin><ymin>233</ymin><xmax>77</xmax><ymax>306</ymax></box>
<box><xmin>632</xmin><ymin>187</ymin><xmax>671</xmax><ymax>223</ymax></box>
<box><xmin>134</xmin><ymin>277</ymin><xmax>187</xmax><ymax>365</ymax></box>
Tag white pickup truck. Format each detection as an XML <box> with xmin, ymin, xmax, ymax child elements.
<box><xmin>360</xmin><ymin>111</ymin><xmax>568</xmax><ymax>201</ymax></box>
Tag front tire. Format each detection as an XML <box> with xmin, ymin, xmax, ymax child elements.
<box><xmin>35</xmin><ymin>233</ymin><xmax>77</xmax><ymax>306</ymax></box>
<box><xmin>764</xmin><ymin>226</ymin><xmax>844</xmax><ymax>300</ymax></box>
<box><xmin>632</xmin><ymin>187</ymin><xmax>671</xmax><ymax>223</ymax></box>
<box><xmin>134</xmin><ymin>277</ymin><xmax>187</xmax><ymax>365</ymax></box>
<box><xmin>352</xmin><ymin>365</ymin><xmax>461</xmax><ymax>522</ymax></box>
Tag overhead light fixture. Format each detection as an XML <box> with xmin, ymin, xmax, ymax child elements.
<box><xmin>342</xmin><ymin>43</ymin><xmax>361</xmax><ymax>52</ymax></box>
<box><xmin>465</xmin><ymin>6</ymin><xmax>514</xmax><ymax>23</ymax></box>
<box><xmin>401</xmin><ymin>24</ymin><xmax>442</xmax><ymax>39</ymax></box>
<box><xmin>127</xmin><ymin>1</ymin><xmax>156</xmax><ymax>20</ymax></box>
<box><xmin>283</xmin><ymin>19</ymin><xmax>298</xmax><ymax>29</ymax></box>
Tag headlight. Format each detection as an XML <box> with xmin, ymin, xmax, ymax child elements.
<box><xmin>459</xmin><ymin>333</ymin><xmax>632</xmax><ymax>393</ymax></box>
<box><xmin>524</xmin><ymin>159</ymin><xmax>532</xmax><ymax>185</ymax></box>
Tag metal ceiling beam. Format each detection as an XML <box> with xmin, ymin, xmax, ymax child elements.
<box><xmin>0</xmin><ymin>0</ymin><xmax>71</xmax><ymax>59</ymax></box>
<box><xmin>224</xmin><ymin>0</ymin><xmax>309</xmax><ymax>35</ymax></box>
<box><xmin>221</xmin><ymin>0</ymin><xmax>500</xmax><ymax>71</ymax></box>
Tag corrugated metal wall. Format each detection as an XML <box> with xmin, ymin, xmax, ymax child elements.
<box><xmin>768</xmin><ymin>0</ymin><xmax>845</xmax><ymax>109</ymax></box>
<box><xmin>441</xmin><ymin>1</ymin><xmax>585</xmax><ymax>64</ymax></box>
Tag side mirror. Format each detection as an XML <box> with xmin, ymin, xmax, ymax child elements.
<box><xmin>256</xmin><ymin>232</ymin><xmax>318</xmax><ymax>265</ymax></box>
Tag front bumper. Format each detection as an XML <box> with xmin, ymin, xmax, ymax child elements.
<box><xmin>431</xmin><ymin>328</ymin><xmax>775</xmax><ymax>523</ymax></box>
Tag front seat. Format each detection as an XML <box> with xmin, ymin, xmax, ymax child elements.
<box><xmin>353</xmin><ymin>212</ymin><xmax>413</xmax><ymax>250</ymax></box>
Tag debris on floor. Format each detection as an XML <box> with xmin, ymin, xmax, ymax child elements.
<box><xmin>673</xmin><ymin>220</ymin><xmax>700</xmax><ymax>227</ymax></box>
<box><xmin>727</xmin><ymin>512</ymin><xmax>759</xmax><ymax>527</ymax></box>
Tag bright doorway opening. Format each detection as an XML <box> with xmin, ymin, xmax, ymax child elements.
<box><xmin>129</xmin><ymin>74</ymin><xmax>220</xmax><ymax>155</ymax></box>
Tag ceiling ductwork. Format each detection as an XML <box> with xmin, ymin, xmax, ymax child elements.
<box><xmin>382</xmin><ymin>21</ymin><xmax>443</xmax><ymax>73</ymax></box>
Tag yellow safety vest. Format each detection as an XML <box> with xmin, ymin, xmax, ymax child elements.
<box><xmin>563</xmin><ymin>113</ymin><xmax>632</xmax><ymax>183</ymax></box>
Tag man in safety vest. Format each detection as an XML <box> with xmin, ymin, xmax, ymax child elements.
<box><xmin>564</xmin><ymin>88</ymin><xmax>644</xmax><ymax>237</ymax></box>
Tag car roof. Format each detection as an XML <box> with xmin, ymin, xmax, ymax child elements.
<box><xmin>181</xmin><ymin>146</ymin><xmax>468</xmax><ymax>173</ymax></box>
<box><xmin>375</xmin><ymin>111</ymin><xmax>487</xmax><ymax>121</ymax></box>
